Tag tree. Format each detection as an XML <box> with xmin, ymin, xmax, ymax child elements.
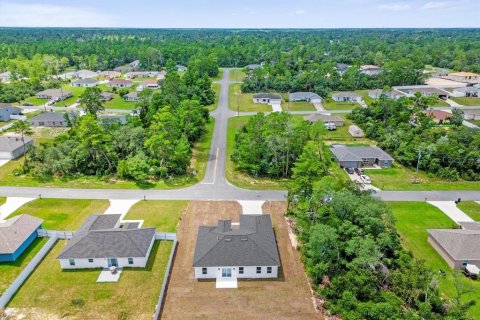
<box><xmin>10</xmin><ymin>120</ymin><xmax>33</xmax><ymax>166</ymax></box>
<box><xmin>79</xmin><ymin>87</ymin><xmax>104</xmax><ymax>118</ymax></box>
<box><xmin>450</xmin><ymin>108</ymin><xmax>465</xmax><ymax>127</ymax></box>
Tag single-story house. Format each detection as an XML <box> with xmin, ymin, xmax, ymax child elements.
<box><xmin>124</xmin><ymin>92</ymin><xmax>139</xmax><ymax>102</ymax></box>
<box><xmin>304</xmin><ymin>114</ymin><xmax>345</xmax><ymax>126</ymax></box>
<box><xmin>368</xmin><ymin>89</ymin><xmax>407</xmax><ymax>100</ymax></box>
<box><xmin>57</xmin><ymin>214</ymin><xmax>156</xmax><ymax>269</ymax></box>
<box><xmin>98</xmin><ymin>71</ymin><xmax>121</xmax><ymax>79</ymax></box>
<box><xmin>157</xmin><ymin>71</ymin><xmax>167</xmax><ymax>80</ymax></box>
<box><xmin>330</xmin><ymin>145</ymin><xmax>394</xmax><ymax>168</ymax></box>
<box><xmin>100</xmin><ymin>92</ymin><xmax>114</xmax><ymax>101</ymax></box>
<box><xmin>114</xmin><ymin>65</ymin><xmax>135</xmax><ymax>73</ymax></box>
<box><xmin>71</xmin><ymin>78</ymin><xmax>99</xmax><ymax>88</ymax></box>
<box><xmin>74</xmin><ymin>69</ymin><xmax>98</xmax><ymax>79</ymax></box>
<box><xmin>252</xmin><ymin>93</ymin><xmax>282</xmax><ymax>104</ymax></box>
<box><xmin>423</xmin><ymin>110</ymin><xmax>452</xmax><ymax>124</ymax></box>
<box><xmin>428</xmin><ymin>222</ymin><xmax>480</xmax><ymax>269</ymax></box>
<box><xmin>129</xmin><ymin>60</ymin><xmax>141</xmax><ymax>68</ymax></box>
<box><xmin>360</xmin><ymin>65</ymin><xmax>383</xmax><ymax>76</ymax></box>
<box><xmin>0</xmin><ymin>214</ymin><xmax>43</xmax><ymax>262</ymax></box>
<box><xmin>137</xmin><ymin>79</ymin><xmax>160</xmax><ymax>92</ymax></box>
<box><xmin>452</xmin><ymin>87</ymin><xmax>480</xmax><ymax>98</ymax></box>
<box><xmin>445</xmin><ymin>72</ymin><xmax>479</xmax><ymax>83</ymax></box>
<box><xmin>397</xmin><ymin>87</ymin><xmax>450</xmax><ymax>100</ymax></box>
<box><xmin>176</xmin><ymin>65</ymin><xmax>187</xmax><ymax>72</ymax></box>
<box><xmin>98</xmin><ymin>115</ymin><xmax>127</xmax><ymax>125</ymax></box>
<box><xmin>464</xmin><ymin>109</ymin><xmax>480</xmax><ymax>121</ymax></box>
<box><xmin>332</xmin><ymin>92</ymin><xmax>362</xmax><ymax>102</ymax></box>
<box><xmin>289</xmin><ymin>92</ymin><xmax>322</xmax><ymax>103</ymax></box>
<box><xmin>348</xmin><ymin>124</ymin><xmax>365</xmax><ymax>138</ymax></box>
<box><xmin>193</xmin><ymin>214</ymin><xmax>281</xmax><ymax>280</ymax></box>
<box><xmin>107</xmin><ymin>79</ymin><xmax>132</xmax><ymax>88</ymax></box>
<box><xmin>0</xmin><ymin>104</ymin><xmax>21</xmax><ymax>121</ymax></box>
<box><xmin>336</xmin><ymin>63</ymin><xmax>349</xmax><ymax>75</ymax></box>
<box><xmin>246</xmin><ymin>64</ymin><xmax>262</xmax><ymax>70</ymax></box>
<box><xmin>0</xmin><ymin>71</ymin><xmax>11</xmax><ymax>83</ymax></box>
<box><xmin>29</xmin><ymin>112</ymin><xmax>69</xmax><ymax>127</ymax></box>
<box><xmin>125</xmin><ymin>71</ymin><xmax>158</xmax><ymax>79</ymax></box>
<box><xmin>36</xmin><ymin>89</ymin><xmax>73</xmax><ymax>101</ymax></box>
<box><xmin>0</xmin><ymin>136</ymin><xmax>34</xmax><ymax>159</ymax></box>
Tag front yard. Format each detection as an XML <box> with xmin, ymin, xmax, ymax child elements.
<box><xmin>124</xmin><ymin>200</ymin><xmax>188</xmax><ymax>232</ymax></box>
<box><xmin>282</xmin><ymin>101</ymin><xmax>315</xmax><ymax>111</ymax></box>
<box><xmin>322</xmin><ymin>99</ymin><xmax>361</xmax><ymax>111</ymax></box>
<box><xmin>228</xmin><ymin>84</ymin><xmax>272</xmax><ymax>112</ymax></box>
<box><xmin>456</xmin><ymin>201</ymin><xmax>480</xmax><ymax>221</ymax></box>
<box><xmin>451</xmin><ymin>97</ymin><xmax>480</xmax><ymax>106</ymax></box>
<box><xmin>229</xmin><ymin>68</ymin><xmax>246</xmax><ymax>82</ymax></box>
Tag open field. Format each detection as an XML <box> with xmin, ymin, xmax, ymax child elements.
<box><xmin>456</xmin><ymin>202</ymin><xmax>480</xmax><ymax>221</ymax></box>
<box><xmin>207</xmin><ymin>83</ymin><xmax>220</xmax><ymax>111</ymax></box>
<box><xmin>364</xmin><ymin>163</ymin><xmax>480</xmax><ymax>191</ymax></box>
<box><xmin>229</xmin><ymin>68</ymin><xmax>246</xmax><ymax>82</ymax></box>
<box><xmin>321</xmin><ymin>114</ymin><xmax>374</xmax><ymax>144</ymax></box>
<box><xmin>161</xmin><ymin>201</ymin><xmax>320</xmax><ymax>320</ymax></box>
<box><xmin>322</xmin><ymin>99</ymin><xmax>360</xmax><ymax>111</ymax></box>
<box><xmin>226</xmin><ymin>116</ymin><xmax>289</xmax><ymax>190</ymax></box>
<box><xmin>124</xmin><ymin>200</ymin><xmax>188</xmax><ymax>232</ymax></box>
<box><xmin>389</xmin><ymin>202</ymin><xmax>480</xmax><ymax>318</ymax></box>
<box><xmin>229</xmin><ymin>84</ymin><xmax>272</xmax><ymax>112</ymax></box>
<box><xmin>7</xmin><ymin>240</ymin><xmax>172</xmax><ymax>320</ymax></box>
<box><xmin>9</xmin><ymin>199</ymin><xmax>110</xmax><ymax>230</ymax></box>
<box><xmin>451</xmin><ymin>97</ymin><xmax>480</xmax><ymax>106</ymax></box>
<box><xmin>0</xmin><ymin>237</ymin><xmax>47</xmax><ymax>295</ymax></box>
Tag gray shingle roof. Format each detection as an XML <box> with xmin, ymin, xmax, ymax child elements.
<box><xmin>330</xmin><ymin>146</ymin><xmax>394</xmax><ymax>162</ymax></box>
<box><xmin>71</xmin><ymin>78</ymin><xmax>98</xmax><ymax>85</ymax></box>
<box><xmin>57</xmin><ymin>214</ymin><xmax>156</xmax><ymax>259</ymax></box>
<box><xmin>29</xmin><ymin>112</ymin><xmax>67</xmax><ymax>122</ymax></box>
<box><xmin>193</xmin><ymin>214</ymin><xmax>281</xmax><ymax>268</ymax></box>
<box><xmin>289</xmin><ymin>92</ymin><xmax>321</xmax><ymax>101</ymax></box>
<box><xmin>428</xmin><ymin>228</ymin><xmax>480</xmax><ymax>260</ymax></box>
<box><xmin>0</xmin><ymin>136</ymin><xmax>33</xmax><ymax>153</ymax></box>
<box><xmin>37</xmin><ymin>89</ymin><xmax>72</xmax><ymax>98</ymax></box>
<box><xmin>253</xmin><ymin>93</ymin><xmax>282</xmax><ymax>100</ymax></box>
<box><xmin>0</xmin><ymin>214</ymin><xmax>43</xmax><ymax>254</ymax></box>
<box><xmin>332</xmin><ymin>91</ymin><xmax>361</xmax><ymax>98</ymax></box>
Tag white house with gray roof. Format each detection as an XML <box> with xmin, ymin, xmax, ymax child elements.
<box><xmin>193</xmin><ymin>214</ymin><xmax>280</xmax><ymax>281</ymax></box>
<box><xmin>330</xmin><ymin>145</ymin><xmax>394</xmax><ymax>168</ymax></box>
<box><xmin>289</xmin><ymin>92</ymin><xmax>322</xmax><ymax>103</ymax></box>
<box><xmin>332</xmin><ymin>92</ymin><xmax>362</xmax><ymax>102</ymax></box>
<box><xmin>71</xmin><ymin>78</ymin><xmax>99</xmax><ymax>88</ymax></box>
<box><xmin>0</xmin><ymin>136</ymin><xmax>34</xmax><ymax>159</ymax></box>
<box><xmin>252</xmin><ymin>93</ymin><xmax>282</xmax><ymax>105</ymax></box>
<box><xmin>57</xmin><ymin>214</ymin><xmax>156</xmax><ymax>269</ymax></box>
<box><xmin>29</xmin><ymin>112</ymin><xmax>69</xmax><ymax>127</ymax></box>
<box><xmin>0</xmin><ymin>104</ymin><xmax>21</xmax><ymax>122</ymax></box>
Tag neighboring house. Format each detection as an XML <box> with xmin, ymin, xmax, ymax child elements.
<box><xmin>36</xmin><ymin>89</ymin><xmax>73</xmax><ymax>101</ymax></box>
<box><xmin>289</xmin><ymin>92</ymin><xmax>322</xmax><ymax>103</ymax></box>
<box><xmin>176</xmin><ymin>65</ymin><xmax>187</xmax><ymax>72</ymax></box>
<box><xmin>74</xmin><ymin>69</ymin><xmax>98</xmax><ymax>79</ymax></box>
<box><xmin>0</xmin><ymin>104</ymin><xmax>21</xmax><ymax>121</ymax></box>
<box><xmin>157</xmin><ymin>70</ymin><xmax>167</xmax><ymax>80</ymax></box>
<box><xmin>330</xmin><ymin>145</ymin><xmax>394</xmax><ymax>168</ymax></box>
<box><xmin>125</xmin><ymin>71</ymin><xmax>158</xmax><ymax>79</ymax></box>
<box><xmin>336</xmin><ymin>63</ymin><xmax>349</xmax><ymax>75</ymax></box>
<box><xmin>246</xmin><ymin>64</ymin><xmax>262</xmax><ymax>70</ymax></box>
<box><xmin>0</xmin><ymin>136</ymin><xmax>34</xmax><ymax>159</ymax></box>
<box><xmin>423</xmin><ymin>110</ymin><xmax>452</xmax><ymax>124</ymax></box>
<box><xmin>396</xmin><ymin>86</ymin><xmax>450</xmax><ymax>100</ymax></box>
<box><xmin>124</xmin><ymin>92</ymin><xmax>139</xmax><ymax>102</ymax></box>
<box><xmin>428</xmin><ymin>222</ymin><xmax>480</xmax><ymax>269</ymax></box>
<box><xmin>100</xmin><ymin>92</ymin><xmax>114</xmax><ymax>101</ymax></box>
<box><xmin>114</xmin><ymin>60</ymin><xmax>140</xmax><ymax>73</ymax></box>
<box><xmin>348</xmin><ymin>125</ymin><xmax>365</xmax><ymax>138</ymax></box>
<box><xmin>129</xmin><ymin>60</ymin><xmax>141</xmax><ymax>69</ymax></box>
<box><xmin>71</xmin><ymin>78</ymin><xmax>99</xmax><ymax>88</ymax></box>
<box><xmin>464</xmin><ymin>109</ymin><xmax>480</xmax><ymax>121</ymax></box>
<box><xmin>57</xmin><ymin>214</ymin><xmax>156</xmax><ymax>269</ymax></box>
<box><xmin>368</xmin><ymin>89</ymin><xmax>406</xmax><ymax>100</ymax></box>
<box><xmin>452</xmin><ymin>87</ymin><xmax>480</xmax><ymax>97</ymax></box>
<box><xmin>29</xmin><ymin>112</ymin><xmax>69</xmax><ymax>127</ymax></box>
<box><xmin>98</xmin><ymin>115</ymin><xmax>127</xmax><ymax>126</ymax></box>
<box><xmin>332</xmin><ymin>92</ymin><xmax>362</xmax><ymax>102</ymax></box>
<box><xmin>0</xmin><ymin>214</ymin><xmax>43</xmax><ymax>262</ymax></box>
<box><xmin>360</xmin><ymin>65</ymin><xmax>383</xmax><ymax>76</ymax></box>
<box><xmin>252</xmin><ymin>93</ymin><xmax>282</xmax><ymax>104</ymax></box>
<box><xmin>445</xmin><ymin>72</ymin><xmax>479</xmax><ymax>83</ymax></box>
<box><xmin>431</xmin><ymin>69</ymin><xmax>450</xmax><ymax>78</ymax></box>
<box><xmin>304</xmin><ymin>114</ymin><xmax>345</xmax><ymax>126</ymax></box>
<box><xmin>137</xmin><ymin>79</ymin><xmax>160</xmax><ymax>92</ymax></box>
<box><xmin>98</xmin><ymin>71</ymin><xmax>121</xmax><ymax>79</ymax></box>
<box><xmin>193</xmin><ymin>214</ymin><xmax>281</xmax><ymax>280</ymax></box>
<box><xmin>0</xmin><ymin>71</ymin><xmax>11</xmax><ymax>83</ymax></box>
<box><xmin>107</xmin><ymin>79</ymin><xmax>132</xmax><ymax>88</ymax></box>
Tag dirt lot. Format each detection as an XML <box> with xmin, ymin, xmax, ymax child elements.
<box><xmin>161</xmin><ymin>201</ymin><xmax>321</xmax><ymax>320</ymax></box>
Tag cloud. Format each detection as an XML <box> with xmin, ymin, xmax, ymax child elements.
<box><xmin>0</xmin><ymin>2</ymin><xmax>119</xmax><ymax>27</ymax></box>
<box><xmin>378</xmin><ymin>2</ymin><xmax>412</xmax><ymax>11</ymax></box>
<box><xmin>295</xmin><ymin>9</ymin><xmax>306</xmax><ymax>15</ymax></box>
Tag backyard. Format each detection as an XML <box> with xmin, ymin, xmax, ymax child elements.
<box><xmin>228</xmin><ymin>83</ymin><xmax>272</xmax><ymax>112</ymax></box>
<box><xmin>451</xmin><ymin>97</ymin><xmax>480</xmax><ymax>106</ymax></box>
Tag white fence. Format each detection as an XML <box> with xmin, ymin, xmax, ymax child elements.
<box><xmin>37</xmin><ymin>229</ymin><xmax>74</xmax><ymax>239</ymax></box>
<box><xmin>155</xmin><ymin>232</ymin><xmax>177</xmax><ymax>241</ymax></box>
<box><xmin>10</xmin><ymin>115</ymin><xmax>27</xmax><ymax>120</ymax></box>
<box><xmin>153</xmin><ymin>239</ymin><xmax>178</xmax><ymax>320</ymax></box>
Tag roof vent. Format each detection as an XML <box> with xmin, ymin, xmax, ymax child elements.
<box><xmin>224</xmin><ymin>238</ymin><xmax>232</xmax><ymax>242</ymax></box>
<box><xmin>241</xmin><ymin>238</ymin><xmax>248</xmax><ymax>241</ymax></box>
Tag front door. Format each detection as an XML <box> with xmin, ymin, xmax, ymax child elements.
<box><xmin>108</xmin><ymin>258</ymin><xmax>118</xmax><ymax>267</ymax></box>
<box><xmin>221</xmin><ymin>268</ymin><xmax>232</xmax><ymax>278</ymax></box>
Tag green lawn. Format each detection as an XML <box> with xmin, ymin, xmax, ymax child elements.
<box><xmin>9</xmin><ymin>199</ymin><xmax>110</xmax><ymax>230</ymax></box>
<box><xmin>456</xmin><ymin>202</ymin><xmax>480</xmax><ymax>221</ymax></box>
<box><xmin>451</xmin><ymin>97</ymin><xmax>480</xmax><ymax>106</ymax></box>
<box><xmin>355</xmin><ymin>90</ymin><xmax>375</xmax><ymax>106</ymax></box>
<box><xmin>467</xmin><ymin>120</ymin><xmax>480</xmax><ymax>126</ymax></box>
<box><xmin>103</xmin><ymin>93</ymin><xmax>136</xmax><ymax>110</ymax></box>
<box><xmin>389</xmin><ymin>202</ymin><xmax>480</xmax><ymax>319</ymax></box>
<box><xmin>282</xmin><ymin>101</ymin><xmax>315</xmax><ymax>111</ymax></box>
<box><xmin>206</xmin><ymin>83</ymin><xmax>220</xmax><ymax>111</ymax></box>
<box><xmin>0</xmin><ymin>237</ymin><xmax>48</xmax><ymax>295</ymax></box>
<box><xmin>229</xmin><ymin>68</ymin><xmax>246</xmax><ymax>82</ymax></box>
<box><xmin>323</xmin><ymin>99</ymin><xmax>361</xmax><ymax>111</ymax></box>
<box><xmin>432</xmin><ymin>98</ymin><xmax>450</xmax><ymax>107</ymax></box>
<box><xmin>124</xmin><ymin>200</ymin><xmax>188</xmax><ymax>232</ymax></box>
<box><xmin>228</xmin><ymin>84</ymin><xmax>272</xmax><ymax>112</ymax></box>
<box><xmin>54</xmin><ymin>85</ymin><xmax>85</xmax><ymax>107</ymax></box>
<box><xmin>364</xmin><ymin>163</ymin><xmax>480</xmax><ymax>191</ymax></box>
<box><xmin>23</xmin><ymin>96</ymin><xmax>48</xmax><ymax>106</ymax></box>
<box><xmin>0</xmin><ymin>197</ymin><xmax>6</xmax><ymax>205</ymax></box>
<box><xmin>226</xmin><ymin>116</ymin><xmax>289</xmax><ymax>190</ymax></box>
<box><xmin>8</xmin><ymin>240</ymin><xmax>172</xmax><ymax>319</ymax></box>
<box><xmin>212</xmin><ymin>69</ymin><xmax>224</xmax><ymax>81</ymax></box>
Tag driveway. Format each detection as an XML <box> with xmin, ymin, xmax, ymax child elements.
<box><xmin>0</xmin><ymin>160</ymin><xmax>10</xmax><ymax>168</ymax></box>
<box><xmin>271</xmin><ymin>102</ymin><xmax>282</xmax><ymax>112</ymax></box>
<box><xmin>0</xmin><ymin>197</ymin><xmax>35</xmax><ymax>221</ymax></box>
<box><xmin>427</xmin><ymin>201</ymin><xmax>474</xmax><ymax>223</ymax></box>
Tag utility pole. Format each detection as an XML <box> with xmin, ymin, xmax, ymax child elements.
<box><xmin>414</xmin><ymin>151</ymin><xmax>422</xmax><ymax>183</ymax></box>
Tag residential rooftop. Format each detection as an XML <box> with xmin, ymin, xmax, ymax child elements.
<box><xmin>0</xmin><ymin>214</ymin><xmax>43</xmax><ymax>254</ymax></box>
<box><xmin>0</xmin><ymin>136</ymin><xmax>33</xmax><ymax>152</ymax></box>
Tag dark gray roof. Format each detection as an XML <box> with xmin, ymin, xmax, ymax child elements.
<box><xmin>29</xmin><ymin>112</ymin><xmax>67</xmax><ymax>122</ymax></box>
<box><xmin>71</xmin><ymin>78</ymin><xmax>98</xmax><ymax>85</ymax></box>
<box><xmin>0</xmin><ymin>136</ymin><xmax>33</xmax><ymax>152</ymax></box>
<box><xmin>57</xmin><ymin>214</ymin><xmax>156</xmax><ymax>259</ymax></box>
<box><xmin>289</xmin><ymin>92</ymin><xmax>321</xmax><ymax>101</ymax></box>
<box><xmin>0</xmin><ymin>214</ymin><xmax>43</xmax><ymax>254</ymax></box>
<box><xmin>428</xmin><ymin>228</ymin><xmax>480</xmax><ymax>260</ymax></box>
<box><xmin>193</xmin><ymin>214</ymin><xmax>281</xmax><ymax>267</ymax></box>
<box><xmin>253</xmin><ymin>93</ymin><xmax>282</xmax><ymax>100</ymax></box>
<box><xmin>332</xmin><ymin>91</ymin><xmax>361</xmax><ymax>98</ymax></box>
<box><xmin>330</xmin><ymin>146</ymin><xmax>394</xmax><ymax>162</ymax></box>
<box><xmin>336</xmin><ymin>63</ymin><xmax>349</xmax><ymax>71</ymax></box>
<box><xmin>37</xmin><ymin>89</ymin><xmax>72</xmax><ymax>98</ymax></box>
<box><xmin>125</xmin><ymin>92</ymin><xmax>138</xmax><ymax>98</ymax></box>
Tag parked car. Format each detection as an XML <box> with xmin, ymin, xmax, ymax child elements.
<box><xmin>23</xmin><ymin>102</ymin><xmax>33</xmax><ymax>106</ymax></box>
<box><xmin>324</xmin><ymin>122</ymin><xmax>336</xmax><ymax>131</ymax></box>
<box><xmin>345</xmin><ymin>167</ymin><xmax>354</xmax><ymax>174</ymax></box>
<box><xmin>360</xmin><ymin>175</ymin><xmax>371</xmax><ymax>184</ymax></box>
<box><xmin>464</xmin><ymin>264</ymin><xmax>479</xmax><ymax>280</ymax></box>
<box><xmin>354</xmin><ymin>168</ymin><xmax>364</xmax><ymax>175</ymax></box>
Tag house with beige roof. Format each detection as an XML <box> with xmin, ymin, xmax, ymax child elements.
<box><xmin>0</xmin><ymin>214</ymin><xmax>43</xmax><ymax>262</ymax></box>
<box><xmin>445</xmin><ymin>72</ymin><xmax>479</xmax><ymax>83</ymax></box>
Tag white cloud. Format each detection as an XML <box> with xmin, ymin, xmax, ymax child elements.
<box><xmin>421</xmin><ymin>1</ymin><xmax>447</xmax><ymax>9</ymax></box>
<box><xmin>295</xmin><ymin>9</ymin><xmax>306</xmax><ymax>15</ymax></box>
<box><xmin>378</xmin><ymin>2</ymin><xmax>412</xmax><ymax>11</ymax></box>
<box><xmin>0</xmin><ymin>2</ymin><xmax>119</xmax><ymax>27</ymax></box>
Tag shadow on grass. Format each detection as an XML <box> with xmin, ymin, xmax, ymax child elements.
<box><xmin>0</xmin><ymin>237</ymin><xmax>45</xmax><ymax>268</ymax></box>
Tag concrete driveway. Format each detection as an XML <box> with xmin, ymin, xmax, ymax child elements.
<box><xmin>427</xmin><ymin>201</ymin><xmax>474</xmax><ymax>223</ymax></box>
<box><xmin>0</xmin><ymin>197</ymin><xmax>35</xmax><ymax>221</ymax></box>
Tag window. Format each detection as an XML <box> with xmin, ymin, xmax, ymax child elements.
<box><xmin>128</xmin><ymin>258</ymin><xmax>134</xmax><ymax>265</ymax></box>
<box><xmin>202</xmin><ymin>268</ymin><xmax>207</xmax><ymax>275</ymax></box>
<box><xmin>239</xmin><ymin>267</ymin><xmax>244</xmax><ymax>274</ymax></box>
<box><xmin>88</xmin><ymin>258</ymin><xmax>93</xmax><ymax>263</ymax></box>
<box><xmin>69</xmin><ymin>259</ymin><xmax>75</xmax><ymax>266</ymax></box>
<box><xmin>256</xmin><ymin>267</ymin><xmax>261</xmax><ymax>274</ymax></box>
<box><xmin>267</xmin><ymin>267</ymin><xmax>272</xmax><ymax>274</ymax></box>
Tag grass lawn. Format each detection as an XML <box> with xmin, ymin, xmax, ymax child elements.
<box><xmin>0</xmin><ymin>197</ymin><xmax>6</xmax><ymax>205</ymax></box>
<box><xmin>355</xmin><ymin>90</ymin><xmax>375</xmax><ymax>106</ymax></box>
<box><xmin>0</xmin><ymin>237</ymin><xmax>48</xmax><ymax>295</ymax></box>
<box><xmin>54</xmin><ymin>85</ymin><xmax>85</xmax><ymax>107</ymax></box>
<box><xmin>103</xmin><ymin>93</ymin><xmax>136</xmax><ymax>110</ymax></box>
<box><xmin>364</xmin><ymin>163</ymin><xmax>480</xmax><ymax>191</ymax></box>
<box><xmin>9</xmin><ymin>199</ymin><xmax>110</xmax><ymax>230</ymax></box>
<box><xmin>0</xmin><ymin>118</ymin><xmax>214</xmax><ymax>190</ymax></box>
<box><xmin>124</xmin><ymin>200</ymin><xmax>188</xmax><ymax>232</ymax></box>
<box><xmin>23</xmin><ymin>96</ymin><xmax>48</xmax><ymax>106</ymax></box>
<box><xmin>228</xmin><ymin>84</ymin><xmax>272</xmax><ymax>112</ymax></box>
<box><xmin>432</xmin><ymin>98</ymin><xmax>450</xmax><ymax>107</ymax></box>
<box><xmin>456</xmin><ymin>202</ymin><xmax>480</xmax><ymax>221</ymax></box>
<box><xmin>226</xmin><ymin>116</ymin><xmax>289</xmax><ymax>190</ymax></box>
<box><xmin>229</xmin><ymin>68</ymin><xmax>246</xmax><ymax>82</ymax></box>
<box><xmin>467</xmin><ymin>120</ymin><xmax>480</xmax><ymax>126</ymax></box>
<box><xmin>8</xmin><ymin>240</ymin><xmax>172</xmax><ymax>319</ymax></box>
<box><xmin>206</xmin><ymin>83</ymin><xmax>220</xmax><ymax>111</ymax></box>
<box><xmin>212</xmin><ymin>69</ymin><xmax>224</xmax><ymax>81</ymax></box>
<box><xmin>282</xmin><ymin>101</ymin><xmax>315</xmax><ymax>111</ymax></box>
<box><xmin>451</xmin><ymin>97</ymin><xmax>480</xmax><ymax>106</ymax></box>
<box><xmin>389</xmin><ymin>202</ymin><xmax>480</xmax><ymax>319</ymax></box>
<box><xmin>323</xmin><ymin>99</ymin><xmax>361</xmax><ymax>111</ymax></box>
<box><xmin>321</xmin><ymin>114</ymin><xmax>375</xmax><ymax>145</ymax></box>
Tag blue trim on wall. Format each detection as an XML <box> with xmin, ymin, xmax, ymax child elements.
<box><xmin>0</xmin><ymin>228</ymin><xmax>40</xmax><ymax>262</ymax></box>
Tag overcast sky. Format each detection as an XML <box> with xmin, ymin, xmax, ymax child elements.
<box><xmin>1</xmin><ymin>0</ymin><xmax>479</xmax><ymax>28</ymax></box>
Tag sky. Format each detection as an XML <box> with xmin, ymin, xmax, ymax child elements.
<box><xmin>0</xmin><ymin>0</ymin><xmax>479</xmax><ymax>28</ymax></box>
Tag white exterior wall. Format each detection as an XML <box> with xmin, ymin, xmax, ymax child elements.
<box><xmin>194</xmin><ymin>266</ymin><xmax>278</xmax><ymax>279</ymax></box>
<box><xmin>0</xmin><ymin>151</ymin><xmax>13</xmax><ymax>159</ymax></box>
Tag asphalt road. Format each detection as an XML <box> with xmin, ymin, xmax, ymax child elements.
<box><xmin>2</xmin><ymin>68</ymin><xmax>479</xmax><ymax>202</ymax></box>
